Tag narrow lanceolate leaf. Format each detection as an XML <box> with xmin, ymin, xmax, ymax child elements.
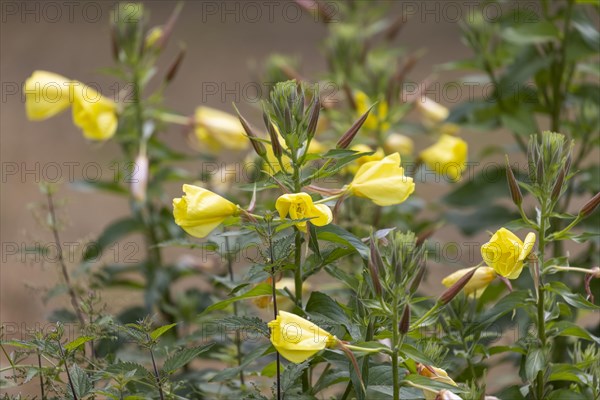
<box><xmin>149</xmin><ymin>323</ymin><xmax>178</xmax><ymax>341</ymax></box>
<box><xmin>336</xmin><ymin>106</ymin><xmax>374</xmax><ymax>149</ymax></box>
<box><xmin>162</xmin><ymin>344</ymin><xmax>215</xmax><ymax>374</ymax></box>
<box><xmin>204</xmin><ymin>283</ymin><xmax>273</xmax><ymax>313</ymax></box>
<box><xmin>64</xmin><ymin>336</ymin><xmax>95</xmax><ymax>353</ymax></box>
<box><xmin>525</xmin><ymin>347</ymin><xmax>546</xmax><ymax>382</ymax></box>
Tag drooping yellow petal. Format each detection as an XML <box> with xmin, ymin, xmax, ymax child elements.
<box><xmin>173</xmin><ymin>184</ymin><xmax>238</xmax><ymax>238</ymax></box>
<box><xmin>347</xmin><ymin>153</ymin><xmax>415</xmax><ymax>206</ymax></box>
<box><xmin>24</xmin><ymin>71</ymin><xmax>72</xmax><ymax>120</ymax></box>
<box><xmin>417</xmin><ymin>364</ymin><xmax>458</xmax><ymax>400</ymax></box>
<box><xmin>268</xmin><ymin>311</ymin><xmax>337</xmax><ymax>363</ymax></box>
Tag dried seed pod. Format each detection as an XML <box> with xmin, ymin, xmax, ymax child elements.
<box><xmin>580</xmin><ymin>192</ymin><xmax>600</xmax><ymax>218</ymax></box>
<box><xmin>337</xmin><ymin>107</ymin><xmax>373</xmax><ymax>149</ymax></box>
<box><xmin>438</xmin><ymin>266</ymin><xmax>478</xmax><ymax>304</ymax></box>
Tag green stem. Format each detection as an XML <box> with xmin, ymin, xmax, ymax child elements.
<box><xmin>536</xmin><ymin>201</ymin><xmax>548</xmax><ymax>399</ymax></box>
<box><xmin>392</xmin><ymin>302</ymin><xmax>400</xmax><ymax>400</ymax></box>
<box><xmin>224</xmin><ymin>234</ymin><xmax>244</xmax><ymax>386</ymax></box>
<box><xmin>266</xmin><ymin>221</ymin><xmax>281</xmax><ymax>400</ymax></box>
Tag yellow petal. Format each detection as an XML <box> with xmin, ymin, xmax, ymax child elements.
<box><xmin>72</xmin><ymin>85</ymin><xmax>118</xmax><ymax>140</ymax></box>
<box><xmin>519</xmin><ymin>232</ymin><xmax>537</xmax><ymax>261</ymax></box>
<box><xmin>442</xmin><ymin>267</ymin><xmax>496</xmax><ymax>298</ymax></box>
<box><xmin>24</xmin><ymin>71</ymin><xmax>72</xmax><ymax>121</ymax></box>
<box><xmin>172</xmin><ymin>184</ymin><xmax>238</xmax><ymax>238</ymax></box>
<box><xmin>268</xmin><ymin>311</ymin><xmax>336</xmax><ymax>363</ymax></box>
<box><xmin>419</xmin><ymin>135</ymin><xmax>468</xmax><ymax>182</ymax></box>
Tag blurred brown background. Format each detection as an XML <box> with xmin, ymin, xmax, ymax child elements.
<box><xmin>4</xmin><ymin>0</ymin><xmax>579</xmax><ymax>395</ymax></box>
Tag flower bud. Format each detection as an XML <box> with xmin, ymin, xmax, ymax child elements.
<box><xmin>368</xmin><ymin>236</ymin><xmax>384</xmax><ymax>296</ymax></box>
<box><xmin>336</xmin><ymin>106</ymin><xmax>373</xmax><ymax>149</ymax></box>
<box><xmin>409</xmin><ymin>260</ymin><xmax>426</xmax><ymax>294</ymax></box>
<box><xmin>579</xmin><ymin>192</ymin><xmax>600</xmax><ymax>218</ymax></box>
<box><xmin>505</xmin><ymin>156</ymin><xmax>523</xmax><ymax>206</ymax></box>
<box><xmin>165</xmin><ymin>46</ymin><xmax>186</xmax><ymax>84</ymax></box>
<box><xmin>551</xmin><ymin>167</ymin><xmax>565</xmax><ymax>202</ymax></box>
<box><xmin>438</xmin><ymin>266</ymin><xmax>478</xmax><ymax>304</ymax></box>
<box><xmin>306</xmin><ymin>97</ymin><xmax>321</xmax><ymax>139</ymax></box>
<box><xmin>234</xmin><ymin>105</ymin><xmax>266</xmax><ymax>157</ymax></box>
<box><xmin>263</xmin><ymin>110</ymin><xmax>283</xmax><ymax>159</ymax></box>
<box><xmin>399</xmin><ymin>304</ymin><xmax>410</xmax><ymax>334</ymax></box>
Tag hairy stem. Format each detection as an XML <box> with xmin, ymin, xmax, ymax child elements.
<box><xmin>224</xmin><ymin>234</ymin><xmax>245</xmax><ymax>386</ymax></box>
<box><xmin>149</xmin><ymin>347</ymin><xmax>165</xmax><ymax>400</ymax></box>
<box><xmin>267</xmin><ymin>221</ymin><xmax>281</xmax><ymax>400</ymax></box>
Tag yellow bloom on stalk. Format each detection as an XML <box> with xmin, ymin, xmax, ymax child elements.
<box><xmin>384</xmin><ymin>133</ymin><xmax>414</xmax><ymax>156</ymax></box>
<box><xmin>173</xmin><ymin>184</ymin><xmax>239</xmax><ymax>238</ymax></box>
<box><xmin>24</xmin><ymin>70</ymin><xmax>72</xmax><ymax>120</ymax></box>
<box><xmin>355</xmin><ymin>90</ymin><xmax>390</xmax><ymax>132</ymax></box>
<box><xmin>275</xmin><ymin>193</ymin><xmax>332</xmax><ymax>232</ymax></box>
<box><xmin>194</xmin><ymin>106</ymin><xmax>248</xmax><ymax>151</ymax></box>
<box><xmin>417</xmin><ymin>364</ymin><xmax>458</xmax><ymax>400</ymax></box>
<box><xmin>346</xmin><ymin>153</ymin><xmax>415</xmax><ymax>206</ymax></box>
<box><xmin>268</xmin><ymin>311</ymin><xmax>337</xmax><ymax>363</ymax></box>
<box><xmin>481</xmin><ymin>228</ymin><xmax>536</xmax><ymax>280</ymax></box>
<box><xmin>419</xmin><ymin>134</ymin><xmax>468</xmax><ymax>182</ymax></box>
<box><xmin>72</xmin><ymin>84</ymin><xmax>118</xmax><ymax>140</ymax></box>
<box><xmin>442</xmin><ymin>267</ymin><xmax>496</xmax><ymax>298</ymax></box>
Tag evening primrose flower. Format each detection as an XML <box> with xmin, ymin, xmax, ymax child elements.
<box><xmin>268</xmin><ymin>311</ymin><xmax>337</xmax><ymax>363</ymax></box>
<box><xmin>72</xmin><ymin>84</ymin><xmax>118</xmax><ymax>140</ymax></box>
<box><xmin>346</xmin><ymin>153</ymin><xmax>415</xmax><ymax>206</ymax></box>
<box><xmin>24</xmin><ymin>71</ymin><xmax>72</xmax><ymax>120</ymax></box>
<box><xmin>173</xmin><ymin>184</ymin><xmax>239</xmax><ymax>238</ymax></box>
<box><xmin>384</xmin><ymin>133</ymin><xmax>414</xmax><ymax>156</ymax></box>
<box><xmin>417</xmin><ymin>364</ymin><xmax>458</xmax><ymax>400</ymax></box>
<box><xmin>275</xmin><ymin>193</ymin><xmax>332</xmax><ymax>232</ymax></box>
<box><xmin>481</xmin><ymin>228</ymin><xmax>536</xmax><ymax>279</ymax></box>
<box><xmin>420</xmin><ymin>134</ymin><xmax>468</xmax><ymax>182</ymax></box>
<box><xmin>354</xmin><ymin>90</ymin><xmax>390</xmax><ymax>132</ymax></box>
<box><xmin>194</xmin><ymin>106</ymin><xmax>248</xmax><ymax>151</ymax></box>
<box><xmin>442</xmin><ymin>266</ymin><xmax>496</xmax><ymax>298</ymax></box>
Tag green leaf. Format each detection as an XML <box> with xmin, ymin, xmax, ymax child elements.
<box><xmin>548</xmin><ymin>364</ymin><xmax>585</xmax><ymax>384</ymax></box>
<box><xmin>316</xmin><ymin>225</ymin><xmax>369</xmax><ymax>260</ymax></box>
<box><xmin>403</xmin><ymin>374</ymin><xmax>464</xmax><ymax>393</ymax></box>
<box><xmin>306</xmin><ymin>291</ymin><xmax>360</xmax><ymax>339</ymax></box>
<box><xmin>547</xmin><ymin>282</ymin><xmax>600</xmax><ymax>310</ymax></box>
<box><xmin>217</xmin><ymin>316</ymin><xmax>269</xmax><ymax>338</ymax></box>
<box><xmin>525</xmin><ymin>347</ymin><xmax>545</xmax><ymax>382</ymax></box>
<box><xmin>502</xmin><ymin>21</ymin><xmax>560</xmax><ymax>45</ymax></box>
<box><xmin>204</xmin><ymin>283</ymin><xmax>273</xmax><ymax>313</ymax></box>
<box><xmin>281</xmin><ymin>361</ymin><xmax>309</xmax><ymax>394</ymax></box>
<box><xmin>71</xmin><ymin>179</ymin><xmax>128</xmax><ymax>195</ymax></box>
<box><xmin>549</xmin><ymin>321</ymin><xmax>600</xmax><ymax>345</ymax></box>
<box><xmin>64</xmin><ymin>336</ymin><xmax>94</xmax><ymax>352</ymax></box>
<box><xmin>162</xmin><ymin>344</ymin><xmax>214</xmax><ymax>374</ymax></box>
<box><xmin>149</xmin><ymin>323</ymin><xmax>178</xmax><ymax>341</ymax></box>
<box><xmin>69</xmin><ymin>363</ymin><xmax>92</xmax><ymax>399</ymax></box>
<box><xmin>468</xmin><ymin>290</ymin><xmax>529</xmax><ymax>334</ymax></box>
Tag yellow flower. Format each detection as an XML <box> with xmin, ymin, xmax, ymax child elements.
<box><xmin>442</xmin><ymin>267</ymin><xmax>496</xmax><ymax>298</ymax></box>
<box><xmin>347</xmin><ymin>153</ymin><xmax>415</xmax><ymax>206</ymax></box>
<box><xmin>420</xmin><ymin>134</ymin><xmax>468</xmax><ymax>182</ymax></box>
<box><xmin>275</xmin><ymin>193</ymin><xmax>332</xmax><ymax>232</ymax></box>
<box><xmin>384</xmin><ymin>133</ymin><xmax>414</xmax><ymax>156</ymax></box>
<box><xmin>355</xmin><ymin>90</ymin><xmax>390</xmax><ymax>132</ymax></box>
<box><xmin>268</xmin><ymin>311</ymin><xmax>337</xmax><ymax>363</ymax></box>
<box><xmin>173</xmin><ymin>184</ymin><xmax>239</xmax><ymax>238</ymax></box>
<box><xmin>194</xmin><ymin>106</ymin><xmax>248</xmax><ymax>151</ymax></box>
<box><xmin>72</xmin><ymin>84</ymin><xmax>118</xmax><ymax>141</ymax></box>
<box><xmin>24</xmin><ymin>71</ymin><xmax>72</xmax><ymax>121</ymax></box>
<box><xmin>417</xmin><ymin>364</ymin><xmax>458</xmax><ymax>400</ymax></box>
<box><xmin>481</xmin><ymin>228</ymin><xmax>536</xmax><ymax>279</ymax></box>
<box><xmin>416</xmin><ymin>97</ymin><xmax>449</xmax><ymax>125</ymax></box>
